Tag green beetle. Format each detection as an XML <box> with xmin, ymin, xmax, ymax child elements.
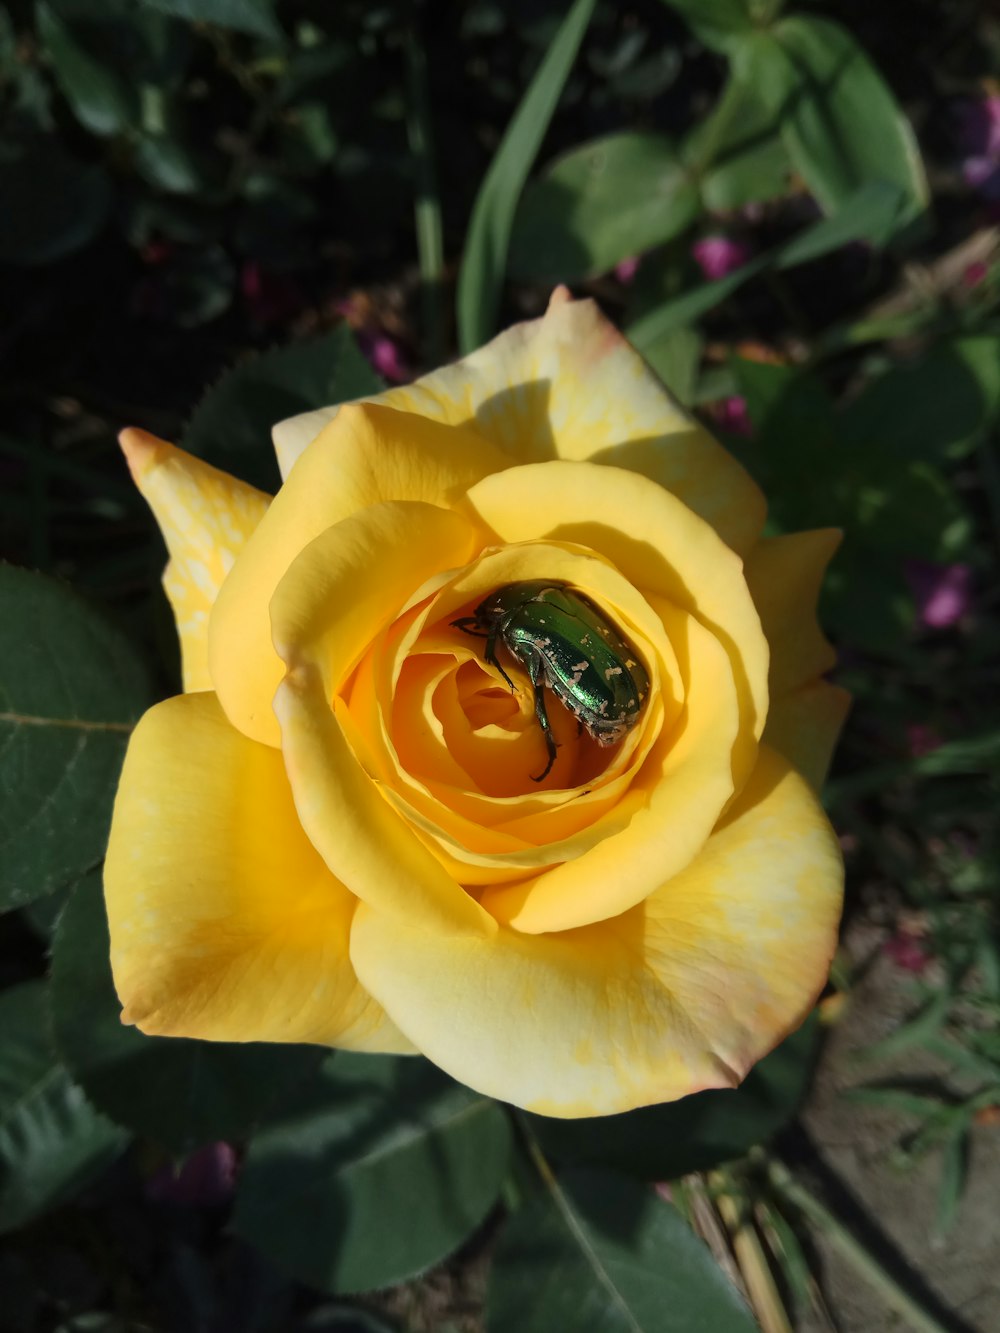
<box><xmin>452</xmin><ymin>581</ymin><xmax>649</xmax><ymax>781</ymax></box>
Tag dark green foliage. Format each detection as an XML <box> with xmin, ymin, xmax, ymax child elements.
<box><xmin>487</xmin><ymin>1168</ymin><xmax>758</xmax><ymax>1332</ymax></box>
<box><xmin>234</xmin><ymin>1054</ymin><xmax>513</xmax><ymax>1293</ymax></box>
<box><xmin>0</xmin><ymin>567</ymin><xmax>153</xmax><ymax>910</ymax></box>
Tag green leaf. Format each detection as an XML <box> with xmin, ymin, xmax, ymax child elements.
<box><xmin>740</xmin><ymin>18</ymin><xmax>928</xmax><ymax>222</ymax></box>
<box><xmin>643</xmin><ymin>327</ymin><xmax>704</xmax><ymax>406</ymax></box>
<box><xmin>36</xmin><ymin>2</ymin><xmax>138</xmax><ymax>136</ymax></box>
<box><xmin>182</xmin><ymin>326</ymin><xmax>384</xmax><ymax>492</ymax></box>
<box><xmin>0</xmin><ymin>980</ymin><xmax>126</xmax><ymax>1233</ymax></box>
<box><xmin>729</xmin><ymin>356</ymin><xmax>973</xmax><ymax>560</ymax></box>
<box><xmin>936</xmin><ymin>1127</ymin><xmax>968</xmax><ymax>1235</ymax></box>
<box><xmin>0</xmin><ymin>137</ymin><xmax>111</xmax><ymax>266</ymax></box>
<box><xmin>627</xmin><ymin>180</ymin><xmax>906</xmax><ymax>350</ymax></box>
<box><xmin>656</xmin><ymin>0</ymin><xmax>763</xmax><ymax>54</ymax></box>
<box><xmin>234</xmin><ymin>1053</ymin><xmax>513</xmax><ymax>1293</ymax></box>
<box><xmin>487</xmin><ymin>1167</ymin><xmax>757</xmax><ymax>1332</ymax></box>
<box><xmin>50</xmin><ymin>879</ymin><xmax>326</xmax><ymax>1150</ymax></box>
<box><xmin>136</xmin><ymin>0</ymin><xmax>280</xmax><ymax>40</ymax></box>
<box><xmin>0</xmin><ymin>566</ymin><xmax>153</xmax><ymax>911</ymax></box>
<box><xmin>134</xmin><ymin>135</ymin><xmax>214</xmax><ymax>194</ymax></box>
<box><xmin>840</xmin><ymin>337</ymin><xmax>1000</xmax><ymax>463</ymax></box>
<box><xmin>775</xmin><ymin>180</ymin><xmax>905</xmax><ymax>264</ymax></box>
<box><xmin>457</xmin><ymin>0</ymin><xmax>597</xmax><ymax>352</ymax></box>
<box><xmin>526</xmin><ymin>1014</ymin><xmax>819</xmax><ymax>1180</ymax></box>
<box><xmin>509</xmin><ymin>132</ymin><xmax>699</xmax><ymax>282</ymax></box>
<box><xmin>685</xmin><ymin>73</ymin><xmax>791</xmax><ymax>211</ymax></box>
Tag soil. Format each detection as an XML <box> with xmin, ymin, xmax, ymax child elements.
<box><xmin>797</xmin><ymin>921</ymin><xmax>1000</xmax><ymax>1333</ymax></box>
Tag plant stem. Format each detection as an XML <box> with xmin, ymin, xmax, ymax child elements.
<box><xmin>756</xmin><ymin>1151</ymin><xmax>955</xmax><ymax>1333</ymax></box>
<box><xmin>404</xmin><ymin>27</ymin><xmax>446</xmax><ymax>367</ymax></box>
<box><xmin>710</xmin><ymin>1171</ymin><xmax>793</xmax><ymax>1333</ymax></box>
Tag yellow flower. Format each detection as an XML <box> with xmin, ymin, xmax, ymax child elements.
<box><xmin>104</xmin><ymin>289</ymin><xmax>847</xmax><ymax>1118</ymax></box>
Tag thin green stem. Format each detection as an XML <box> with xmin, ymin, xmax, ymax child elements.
<box><xmin>756</xmin><ymin>1151</ymin><xmax>955</xmax><ymax>1333</ymax></box>
<box><xmin>404</xmin><ymin>27</ymin><xmax>446</xmax><ymax>366</ymax></box>
<box><xmin>513</xmin><ymin>1110</ymin><xmax>559</xmax><ymax>1191</ymax></box>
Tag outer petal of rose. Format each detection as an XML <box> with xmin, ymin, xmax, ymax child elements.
<box><xmin>464</xmin><ymin>459</ymin><xmax>769</xmax><ymax>792</ymax></box>
<box><xmin>270</xmin><ymin>500</ymin><xmax>492</xmax><ymax>935</ymax></box>
<box><xmin>744</xmin><ymin>530</ymin><xmax>841</xmax><ymax>700</ymax></box>
<box><xmin>104</xmin><ymin>692</ymin><xmax>413</xmax><ymax>1052</ymax></box>
<box><xmin>211</xmin><ymin>403</ymin><xmax>508</xmax><ymax>746</ymax></box>
<box><xmin>120</xmin><ymin>429</ymin><xmax>270</xmax><ymax>692</ymax></box>
<box><xmin>350</xmin><ymin>745</ymin><xmax>843</xmax><ymax>1116</ymax></box>
<box><xmin>273</xmin><ymin>291</ymin><xmax>765</xmax><ymax>555</ymax></box>
<box><xmin>763</xmin><ymin>680</ymin><xmax>851</xmax><ymax>791</ymax></box>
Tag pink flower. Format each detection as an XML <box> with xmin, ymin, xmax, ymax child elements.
<box><xmin>692</xmin><ymin>236</ymin><xmax>753</xmax><ymax>282</ymax></box>
<box><xmin>146</xmin><ymin>1141</ymin><xmax>239</xmax><ymax>1207</ymax></box>
<box><xmin>957</xmin><ymin>96</ymin><xmax>1000</xmax><ymax>199</ymax></box>
<box><xmin>333</xmin><ymin>292</ymin><xmax>412</xmax><ymax>383</ymax></box>
<box><xmin>364</xmin><ymin>333</ymin><xmax>411</xmax><ymax>383</ymax></box>
<box><xmin>963</xmin><ymin>260</ymin><xmax>990</xmax><ymax>287</ymax></box>
<box><xmin>905</xmin><ymin>723</ymin><xmax>942</xmax><ymax>758</ymax></box>
<box><xmin>883</xmin><ymin>931</ymin><xmax>932</xmax><ymax>975</ymax></box>
<box><xmin>712</xmin><ymin>396</ymin><xmax>752</xmax><ymax>437</ymax></box>
<box><xmin>614</xmin><ymin>256</ymin><xmax>640</xmax><ymax>284</ymax></box>
<box><xmin>904</xmin><ymin>560</ymin><xmax>973</xmax><ymax>630</ymax></box>
<box><xmin>240</xmin><ymin>262</ymin><xmax>303</xmax><ymax>326</ymax></box>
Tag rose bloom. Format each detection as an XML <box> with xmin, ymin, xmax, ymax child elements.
<box><xmin>105</xmin><ymin>290</ymin><xmax>847</xmax><ymax>1118</ymax></box>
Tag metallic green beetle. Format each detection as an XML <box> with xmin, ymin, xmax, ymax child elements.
<box><xmin>452</xmin><ymin>580</ymin><xmax>650</xmax><ymax>781</ymax></box>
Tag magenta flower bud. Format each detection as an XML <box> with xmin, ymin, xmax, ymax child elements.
<box><xmin>883</xmin><ymin>931</ymin><xmax>932</xmax><ymax>975</ymax></box>
<box><xmin>364</xmin><ymin>333</ymin><xmax>411</xmax><ymax>383</ymax></box>
<box><xmin>963</xmin><ymin>260</ymin><xmax>989</xmax><ymax>287</ymax></box>
<box><xmin>146</xmin><ymin>1141</ymin><xmax>239</xmax><ymax>1207</ymax></box>
<box><xmin>692</xmin><ymin>236</ymin><xmax>753</xmax><ymax>282</ymax></box>
<box><xmin>904</xmin><ymin>560</ymin><xmax>973</xmax><ymax>630</ymax></box>
<box><xmin>957</xmin><ymin>95</ymin><xmax>1000</xmax><ymax>158</ymax></box>
<box><xmin>713</xmin><ymin>396</ymin><xmax>752</xmax><ymax>437</ymax></box>
<box><xmin>614</xmin><ymin>256</ymin><xmax>640</xmax><ymax>284</ymax></box>
<box><xmin>905</xmin><ymin>723</ymin><xmax>942</xmax><ymax>758</ymax></box>
<box><xmin>957</xmin><ymin>96</ymin><xmax>1000</xmax><ymax>198</ymax></box>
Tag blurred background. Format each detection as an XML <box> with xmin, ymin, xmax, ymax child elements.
<box><xmin>0</xmin><ymin>1</ymin><xmax>998</xmax><ymax>1330</ymax></box>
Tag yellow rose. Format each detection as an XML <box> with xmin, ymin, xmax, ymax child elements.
<box><xmin>105</xmin><ymin>290</ymin><xmax>847</xmax><ymax>1118</ymax></box>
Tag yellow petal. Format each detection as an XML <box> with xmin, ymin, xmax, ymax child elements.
<box><xmin>274</xmin><ymin>292</ymin><xmax>765</xmax><ymax>554</ymax></box>
<box><xmin>763</xmin><ymin>680</ymin><xmax>851</xmax><ymax>791</ymax></box>
<box><xmin>104</xmin><ymin>692</ymin><xmax>412</xmax><ymax>1051</ymax></box>
<box><xmin>269</xmin><ymin>499</ymin><xmax>493</xmax><ymax>936</ymax></box>
<box><xmin>120</xmin><ymin>429</ymin><xmax>270</xmax><ymax>692</ymax></box>
<box><xmin>210</xmin><ymin>403</ymin><xmax>508</xmax><ymax>746</ymax></box>
<box><xmin>350</xmin><ymin>745</ymin><xmax>843</xmax><ymax>1116</ymax></box>
<box><xmin>744</xmin><ymin>530</ymin><xmax>842</xmax><ymax>700</ymax></box>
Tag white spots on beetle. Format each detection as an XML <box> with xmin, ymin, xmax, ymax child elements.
<box><xmin>625</xmin><ymin>658</ymin><xmax>637</xmax><ymax>669</ymax></box>
<box><xmin>605</xmin><ymin>665</ymin><xmax>623</xmax><ymax>679</ymax></box>
<box><xmin>571</xmin><ymin>660</ymin><xmax>589</xmax><ymax>673</ymax></box>
<box><xmin>595</xmin><ymin>699</ymin><xmax>608</xmax><ymax>714</ymax></box>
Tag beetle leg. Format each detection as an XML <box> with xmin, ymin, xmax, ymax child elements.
<box><xmin>450</xmin><ymin>615</ymin><xmax>488</xmax><ymax>635</ymax></box>
<box><xmin>529</xmin><ymin>656</ymin><xmax>558</xmax><ymax>782</ymax></box>
<box><xmin>484</xmin><ymin>627</ymin><xmax>518</xmax><ymax>693</ymax></box>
